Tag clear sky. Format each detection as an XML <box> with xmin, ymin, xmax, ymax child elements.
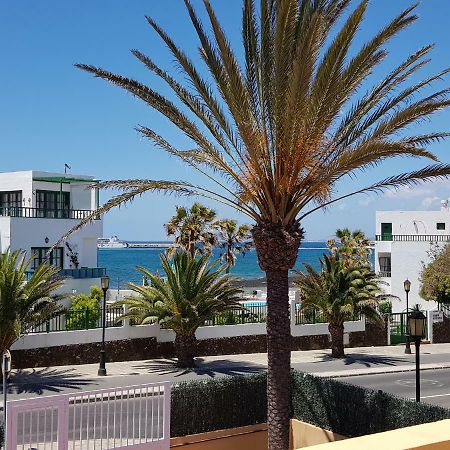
<box><xmin>1</xmin><ymin>0</ymin><xmax>450</xmax><ymax>241</ymax></box>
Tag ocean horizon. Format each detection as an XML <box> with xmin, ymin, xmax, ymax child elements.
<box><xmin>98</xmin><ymin>241</ymin><xmax>332</xmax><ymax>289</ymax></box>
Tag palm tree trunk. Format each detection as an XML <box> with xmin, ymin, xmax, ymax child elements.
<box><xmin>266</xmin><ymin>269</ymin><xmax>291</xmax><ymax>449</ymax></box>
<box><xmin>252</xmin><ymin>221</ymin><xmax>303</xmax><ymax>450</ymax></box>
<box><xmin>328</xmin><ymin>321</ymin><xmax>345</xmax><ymax>358</ymax></box>
<box><xmin>174</xmin><ymin>334</ymin><xmax>197</xmax><ymax>368</ymax></box>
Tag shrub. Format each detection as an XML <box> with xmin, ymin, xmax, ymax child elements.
<box><xmin>291</xmin><ymin>371</ymin><xmax>450</xmax><ymax>437</ymax></box>
<box><xmin>169</xmin><ymin>371</ymin><xmax>450</xmax><ymax>439</ymax></box>
<box><xmin>66</xmin><ymin>286</ymin><xmax>102</xmax><ymax>330</ymax></box>
<box><xmin>171</xmin><ymin>373</ymin><xmax>267</xmax><ymax>437</ymax></box>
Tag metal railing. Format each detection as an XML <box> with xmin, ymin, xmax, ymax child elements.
<box><xmin>6</xmin><ymin>381</ymin><xmax>171</xmax><ymax>450</ymax></box>
<box><xmin>25</xmin><ymin>267</ymin><xmax>106</xmax><ymax>281</ymax></box>
<box><xmin>295</xmin><ymin>308</ymin><xmax>361</xmax><ymax>325</ymax></box>
<box><xmin>28</xmin><ymin>306</ymin><xmax>124</xmax><ymax>333</ymax></box>
<box><xmin>205</xmin><ymin>304</ymin><xmax>267</xmax><ymax>326</ymax></box>
<box><xmin>376</xmin><ymin>234</ymin><xmax>450</xmax><ymax>242</ymax></box>
<box><xmin>378</xmin><ymin>271</ymin><xmax>392</xmax><ymax>277</ymax></box>
<box><xmin>295</xmin><ymin>308</ymin><xmax>328</xmax><ymax>325</ymax></box>
<box><xmin>60</xmin><ymin>267</ymin><xmax>107</xmax><ymax>279</ymax></box>
<box><xmin>0</xmin><ymin>206</ymin><xmax>98</xmax><ymax>219</ymax></box>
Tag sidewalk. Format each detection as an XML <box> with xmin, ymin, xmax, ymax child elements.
<box><xmin>4</xmin><ymin>343</ymin><xmax>450</xmax><ymax>402</ymax></box>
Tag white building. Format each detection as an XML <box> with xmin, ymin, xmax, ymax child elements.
<box><xmin>375</xmin><ymin>206</ymin><xmax>450</xmax><ymax>313</ymax></box>
<box><xmin>0</xmin><ymin>170</ymin><xmax>104</xmax><ymax>293</ymax></box>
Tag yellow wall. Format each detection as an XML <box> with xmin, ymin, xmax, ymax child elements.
<box><xmin>290</xmin><ymin>419</ymin><xmax>345</xmax><ymax>449</ymax></box>
<box><xmin>307</xmin><ymin>419</ymin><xmax>450</xmax><ymax>450</ymax></box>
<box><xmin>170</xmin><ymin>424</ymin><xmax>268</xmax><ymax>449</ymax></box>
<box><xmin>170</xmin><ymin>420</ymin><xmax>345</xmax><ymax>449</ymax></box>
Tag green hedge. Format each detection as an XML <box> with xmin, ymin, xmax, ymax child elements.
<box><xmin>291</xmin><ymin>371</ymin><xmax>450</xmax><ymax>437</ymax></box>
<box><xmin>170</xmin><ymin>370</ymin><xmax>450</xmax><ymax>439</ymax></box>
<box><xmin>171</xmin><ymin>373</ymin><xmax>267</xmax><ymax>437</ymax></box>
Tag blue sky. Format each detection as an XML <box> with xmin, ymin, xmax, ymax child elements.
<box><xmin>1</xmin><ymin>0</ymin><xmax>450</xmax><ymax>241</ymax></box>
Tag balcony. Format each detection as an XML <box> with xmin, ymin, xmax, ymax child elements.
<box><xmin>376</xmin><ymin>234</ymin><xmax>450</xmax><ymax>242</ymax></box>
<box><xmin>26</xmin><ymin>267</ymin><xmax>106</xmax><ymax>280</ymax></box>
<box><xmin>60</xmin><ymin>267</ymin><xmax>106</xmax><ymax>279</ymax></box>
<box><xmin>378</xmin><ymin>271</ymin><xmax>391</xmax><ymax>278</ymax></box>
<box><xmin>0</xmin><ymin>206</ymin><xmax>98</xmax><ymax>220</ymax></box>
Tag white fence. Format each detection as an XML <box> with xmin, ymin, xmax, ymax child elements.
<box><xmin>6</xmin><ymin>382</ymin><xmax>171</xmax><ymax>450</ymax></box>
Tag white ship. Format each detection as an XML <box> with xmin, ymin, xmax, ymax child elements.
<box><xmin>98</xmin><ymin>236</ymin><xmax>128</xmax><ymax>249</ymax></box>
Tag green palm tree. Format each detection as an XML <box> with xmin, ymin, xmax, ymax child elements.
<box><xmin>165</xmin><ymin>203</ymin><xmax>217</xmax><ymax>258</ymax></box>
<box><xmin>295</xmin><ymin>254</ymin><xmax>382</xmax><ymax>358</ymax></box>
<box><xmin>0</xmin><ymin>249</ymin><xmax>65</xmax><ymax>365</ymax></box>
<box><xmin>327</xmin><ymin>228</ymin><xmax>370</xmax><ymax>267</ymax></box>
<box><xmin>116</xmin><ymin>251</ymin><xmax>242</xmax><ymax>367</ymax></box>
<box><xmin>67</xmin><ymin>1</ymin><xmax>450</xmax><ymax>447</ymax></box>
<box><xmin>214</xmin><ymin>219</ymin><xmax>253</xmax><ymax>273</ymax></box>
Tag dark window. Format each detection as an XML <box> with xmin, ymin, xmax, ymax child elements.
<box><xmin>36</xmin><ymin>190</ymin><xmax>70</xmax><ymax>218</ymax></box>
<box><xmin>437</xmin><ymin>223</ymin><xmax>446</xmax><ymax>230</ymax></box>
<box><xmin>379</xmin><ymin>256</ymin><xmax>391</xmax><ymax>275</ymax></box>
<box><xmin>31</xmin><ymin>247</ymin><xmax>64</xmax><ymax>271</ymax></box>
<box><xmin>0</xmin><ymin>191</ymin><xmax>22</xmax><ymax>208</ymax></box>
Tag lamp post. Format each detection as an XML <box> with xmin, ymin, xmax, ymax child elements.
<box><xmin>98</xmin><ymin>275</ymin><xmax>110</xmax><ymax>376</ymax></box>
<box><xmin>404</xmin><ymin>279</ymin><xmax>412</xmax><ymax>354</ymax></box>
<box><xmin>407</xmin><ymin>305</ymin><xmax>427</xmax><ymax>402</ymax></box>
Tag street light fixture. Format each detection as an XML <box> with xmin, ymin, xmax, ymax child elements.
<box><xmin>98</xmin><ymin>275</ymin><xmax>110</xmax><ymax>376</ymax></box>
<box><xmin>404</xmin><ymin>279</ymin><xmax>412</xmax><ymax>354</ymax></box>
<box><xmin>407</xmin><ymin>305</ymin><xmax>427</xmax><ymax>402</ymax></box>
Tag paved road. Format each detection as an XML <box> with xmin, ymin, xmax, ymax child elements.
<box><xmin>343</xmin><ymin>368</ymin><xmax>450</xmax><ymax>408</ymax></box>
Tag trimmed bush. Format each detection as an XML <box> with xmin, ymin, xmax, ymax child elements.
<box><xmin>170</xmin><ymin>370</ymin><xmax>450</xmax><ymax>439</ymax></box>
<box><xmin>171</xmin><ymin>373</ymin><xmax>267</xmax><ymax>437</ymax></box>
<box><xmin>291</xmin><ymin>371</ymin><xmax>450</xmax><ymax>437</ymax></box>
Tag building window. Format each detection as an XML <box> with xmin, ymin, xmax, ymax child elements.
<box><xmin>379</xmin><ymin>256</ymin><xmax>391</xmax><ymax>277</ymax></box>
<box><xmin>31</xmin><ymin>247</ymin><xmax>64</xmax><ymax>271</ymax></box>
<box><xmin>437</xmin><ymin>223</ymin><xmax>446</xmax><ymax>230</ymax></box>
<box><xmin>0</xmin><ymin>191</ymin><xmax>22</xmax><ymax>208</ymax></box>
<box><xmin>36</xmin><ymin>190</ymin><xmax>70</xmax><ymax>218</ymax></box>
<box><xmin>380</xmin><ymin>223</ymin><xmax>393</xmax><ymax>241</ymax></box>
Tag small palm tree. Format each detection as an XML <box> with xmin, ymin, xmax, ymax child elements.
<box><xmin>116</xmin><ymin>251</ymin><xmax>242</xmax><ymax>367</ymax></box>
<box><xmin>0</xmin><ymin>249</ymin><xmax>65</xmax><ymax>364</ymax></box>
<box><xmin>165</xmin><ymin>203</ymin><xmax>217</xmax><ymax>258</ymax></box>
<box><xmin>327</xmin><ymin>228</ymin><xmax>370</xmax><ymax>267</ymax></box>
<box><xmin>214</xmin><ymin>219</ymin><xmax>253</xmax><ymax>273</ymax></box>
<box><xmin>295</xmin><ymin>254</ymin><xmax>382</xmax><ymax>358</ymax></box>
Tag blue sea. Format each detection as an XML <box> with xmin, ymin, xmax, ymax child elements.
<box><xmin>98</xmin><ymin>241</ymin><xmax>330</xmax><ymax>288</ymax></box>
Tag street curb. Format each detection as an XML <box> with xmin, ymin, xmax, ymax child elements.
<box><xmin>313</xmin><ymin>363</ymin><xmax>450</xmax><ymax>378</ymax></box>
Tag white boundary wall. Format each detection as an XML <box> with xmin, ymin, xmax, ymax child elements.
<box><xmin>12</xmin><ymin>316</ymin><xmax>364</xmax><ymax>351</ymax></box>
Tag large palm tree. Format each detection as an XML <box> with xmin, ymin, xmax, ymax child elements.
<box><xmin>214</xmin><ymin>219</ymin><xmax>253</xmax><ymax>273</ymax></box>
<box><xmin>165</xmin><ymin>203</ymin><xmax>217</xmax><ymax>258</ymax></box>
<box><xmin>295</xmin><ymin>254</ymin><xmax>382</xmax><ymax>358</ymax></box>
<box><xmin>0</xmin><ymin>249</ymin><xmax>65</xmax><ymax>364</ymax></box>
<box><xmin>116</xmin><ymin>251</ymin><xmax>242</xmax><ymax>367</ymax></box>
<box><xmin>67</xmin><ymin>1</ymin><xmax>450</xmax><ymax>447</ymax></box>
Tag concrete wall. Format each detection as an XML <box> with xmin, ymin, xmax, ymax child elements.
<box><xmin>8</xmin><ymin>216</ymin><xmax>102</xmax><ymax>269</ymax></box>
<box><xmin>376</xmin><ymin>210</ymin><xmax>450</xmax><ymax>236</ymax></box>
<box><xmin>374</xmin><ymin>210</ymin><xmax>448</xmax><ymax>313</ymax></box>
<box><xmin>290</xmin><ymin>419</ymin><xmax>345</xmax><ymax>449</ymax></box>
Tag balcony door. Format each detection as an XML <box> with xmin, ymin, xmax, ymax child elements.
<box><xmin>381</xmin><ymin>223</ymin><xmax>392</xmax><ymax>241</ymax></box>
<box><xmin>36</xmin><ymin>190</ymin><xmax>70</xmax><ymax>218</ymax></box>
<box><xmin>0</xmin><ymin>191</ymin><xmax>22</xmax><ymax>216</ymax></box>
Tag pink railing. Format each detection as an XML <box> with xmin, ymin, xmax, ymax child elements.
<box><xmin>6</xmin><ymin>381</ymin><xmax>171</xmax><ymax>450</ymax></box>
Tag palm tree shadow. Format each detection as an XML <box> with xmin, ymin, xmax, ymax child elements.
<box><xmin>2</xmin><ymin>368</ymin><xmax>95</xmax><ymax>395</ymax></box>
<box><xmin>312</xmin><ymin>353</ymin><xmax>408</xmax><ymax>368</ymax></box>
<box><xmin>133</xmin><ymin>358</ymin><xmax>266</xmax><ymax>378</ymax></box>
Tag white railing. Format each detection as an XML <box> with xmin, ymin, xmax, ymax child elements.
<box><xmin>6</xmin><ymin>381</ymin><xmax>171</xmax><ymax>450</ymax></box>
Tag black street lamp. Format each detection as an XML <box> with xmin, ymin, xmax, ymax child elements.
<box><xmin>98</xmin><ymin>275</ymin><xmax>110</xmax><ymax>376</ymax></box>
<box><xmin>407</xmin><ymin>305</ymin><xmax>427</xmax><ymax>402</ymax></box>
<box><xmin>404</xmin><ymin>279</ymin><xmax>412</xmax><ymax>354</ymax></box>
